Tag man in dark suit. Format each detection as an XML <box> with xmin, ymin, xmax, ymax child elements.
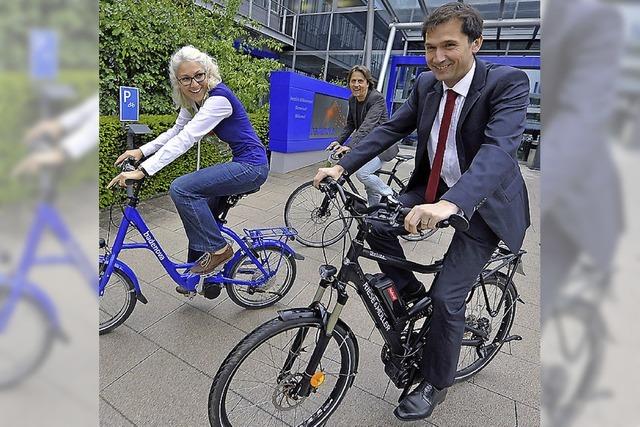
<box><xmin>314</xmin><ymin>2</ymin><xmax>530</xmax><ymax>421</ymax></box>
<box><xmin>328</xmin><ymin>65</ymin><xmax>399</xmax><ymax>205</ymax></box>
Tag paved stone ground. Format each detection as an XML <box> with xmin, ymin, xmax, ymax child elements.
<box><xmin>99</xmin><ymin>149</ymin><xmax>540</xmax><ymax>426</ymax></box>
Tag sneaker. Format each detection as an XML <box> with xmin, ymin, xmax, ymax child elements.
<box><xmin>188</xmin><ymin>245</ymin><xmax>233</xmax><ymax>276</ymax></box>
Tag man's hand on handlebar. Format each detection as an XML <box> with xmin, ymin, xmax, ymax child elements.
<box><xmin>114</xmin><ymin>149</ymin><xmax>143</xmax><ymax>166</ymax></box>
<box><xmin>313</xmin><ymin>165</ymin><xmax>345</xmax><ymax>189</ymax></box>
<box><xmin>404</xmin><ymin>200</ymin><xmax>460</xmax><ymax>233</ymax></box>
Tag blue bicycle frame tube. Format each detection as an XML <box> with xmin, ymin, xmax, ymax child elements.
<box><xmin>100</xmin><ymin>205</ymin><xmax>295</xmax><ymax>294</ymax></box>
<box><xmin>0</xmin><ymin>202</ymin><xmax>93</xmax><ymax>334</ymax></box>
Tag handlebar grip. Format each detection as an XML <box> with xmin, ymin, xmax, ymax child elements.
<box><xmin>397</xmin><ymin>208</ymin><xmax>469</xmax><ymax>231</ymax></box>
<box><xmin>437</xmin><ymin>213</ymin><xmax>469</xmax><ymax>231</ymax></box>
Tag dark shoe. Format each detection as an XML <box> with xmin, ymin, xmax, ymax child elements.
<box><xmin>175</xmin><ymin>283</ymin><xmax>222</xmax><ymax>299</ymax></box>
<box><xmin>175</xmin><ymin>286</ymin><xmax>192</xmax><ymax>295</ymax></box>
<box><xmin>394</xmin><ymin>380</ymin><xmax>447</xmax><ymax>421</ymax></box>
<box><xmin>188</xmin><ymin>245</ymin><xmax>233</xmax><ymax>276</ymax></box>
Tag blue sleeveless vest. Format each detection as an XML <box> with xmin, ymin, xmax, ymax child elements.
<box><xmin>207</xmin><ymin>84</ymin><xmax>267</xmax><ymax>165</ymax></box>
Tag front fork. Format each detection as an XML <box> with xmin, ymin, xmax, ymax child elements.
<box><xmin>290</xmin><ymin>277</ymin><xmax>349</xmax><ymax>398</ymax></box>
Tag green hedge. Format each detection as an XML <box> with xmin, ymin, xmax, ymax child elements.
<box><xmin>0</xmin><ymin>71</ymin><xmax>97</xmax><ymax>205</ymax></box>
<box><xmin>99</xmin><ymin>108</ymin><xmax>269</xmax><ymax>208</ymax></box>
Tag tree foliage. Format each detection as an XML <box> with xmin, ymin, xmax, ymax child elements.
<box><xmin>99</xmin><ymin>0</ymin><xmax>283</xmax><ymax>115</ymax></box>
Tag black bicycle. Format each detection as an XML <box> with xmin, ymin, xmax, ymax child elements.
<box><xmin>209</xmin><ymin>178</ymin><xmax>526</xmax><ymax>426</ymax></box>
<box><xmin>284</xmin><ymin>153</ymin><xmax>436</xmax><ymax>247</ymax></box>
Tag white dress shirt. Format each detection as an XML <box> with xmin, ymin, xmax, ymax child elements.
<box><xmin>139</xmin><ymin>95</ymin><xmax>233</xmax><ymax>175</ymax></box>
<box><xmin>427</xmin><ymin>60</ymin><xmax>476</xmax><ymax>188</ymax></box>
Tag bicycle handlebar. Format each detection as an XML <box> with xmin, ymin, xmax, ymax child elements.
<box><xmin>398</xmin><ymin>207</ymin><xmax>469</xmax><ymax>232</ymax></box>
<box><xmin>319</xmin><ymin>177</ymin><xmax>469</xmax><ymax>232</ymax></box>
<box><xmin>119</xmin><ymin>157</ymin><xmax>142</xmax><ymax>199</ymax></box>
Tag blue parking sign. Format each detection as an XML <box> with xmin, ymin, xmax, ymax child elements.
<box><xmin>30</xmin><ymin>30</ymin><xmax>58</xmax><ymax>80</ymax></box>
<box><xmin>119</xmin><ymin>86</ymin><xmax>139</xmax><ymax>122</ymax></box>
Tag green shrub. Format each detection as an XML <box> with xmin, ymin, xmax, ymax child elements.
<box><xmin>99</xmin><ymin>107</ymin><xmax>269</xmax><ymax>208</ymax></box>
<box><xmin>99</xmin><ymin>0</ymin><xmax>282</xmax><ymax>116</ymax></box>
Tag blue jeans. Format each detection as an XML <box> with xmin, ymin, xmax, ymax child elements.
<box><xmin>169</xmin><ymin>162</ymin><xmax>269</xmax><ymax>253</ymax></box>
<box><xmin>354</xmin><ymin>156</ymin><xmax>394</xmax><ymax>206</ymax></box>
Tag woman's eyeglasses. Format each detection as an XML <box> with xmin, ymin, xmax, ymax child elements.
<box><xmin>179</xmin><ymin>72</ymin><xmax>206</xmax><ymax>86</ymax></box>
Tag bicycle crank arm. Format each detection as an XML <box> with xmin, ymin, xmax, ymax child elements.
<box><xmin>503</xmin><ymin>334</ymin><xmax>522</xmax><ymax>343</ymax></box>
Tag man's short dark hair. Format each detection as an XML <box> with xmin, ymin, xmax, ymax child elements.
<box><xmin>422</xmin><ymin>2</ymin><xmax>484</xmax><ymax>43</ymax></box>
<box><xmin>347</xmin><ymin>65</ymin><xmax>375</xmax><ymax>88</ymax></box>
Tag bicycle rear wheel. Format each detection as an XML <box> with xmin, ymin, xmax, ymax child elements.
<box><xmin>225</xmin><ymin>248</ymin><xmax>296</xmax><ymax>309</ymax></box>
<box><xmin>455</xmin><ymin>274</ymin><xmax>517</xmax><ymax>381</ymax></box>
<box><xmin>284</xmin><ymin>181</ymin><xmax>352</xmax><ymax>248</ymax></box>
<box><xmin>209</xmin><ymin>316</ymin><xmax>357</xmax><ymax>426</ymax></box>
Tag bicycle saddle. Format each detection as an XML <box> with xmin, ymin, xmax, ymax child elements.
<box><xmin>395</xmin><ymin>154</ymin><xmax>414</xmax><ymax>162</ymax></box>
<box><xmin>236</xmin><ymin>187</ymin><xmax>261</xmax><ymax>197</ymax></box>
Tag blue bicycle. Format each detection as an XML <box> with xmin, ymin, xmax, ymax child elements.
<box><xmin>99</xmin><ymin>159</ymin><xmax>303</xmax><ymax>334</ymax></box>
<box><xmin>0</xmin><ymin>149</ymin><xmax>95</xmax><ymax>388</ymax></box>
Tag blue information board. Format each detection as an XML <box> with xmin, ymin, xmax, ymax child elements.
<box><xmin>119</xmin><ymin>86</ymin><xmax>139</xmax><ymax>122</ymax></box>
<box><xmin>29</xmin><ymin>30</ymin><xmax>58</xmax><ymax>80</ymax></box>
<box><xmin>269</xmin><ymin>72</ymin><xmax>351</xmax><ymax>153</ymax></box>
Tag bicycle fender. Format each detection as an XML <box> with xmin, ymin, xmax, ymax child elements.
<box><xmin>0</xmin><ymin>283</ymin><xmax>64</xmax><ymax>337</ymax></box>
<box><xmin>99</xmin><ymin>257</ymin><xmax>148</xmax><ymax>304</ymax></box>
<box><xmin>256</xmin><ymin>241</ymin><xmax>304</xmax><ymax>260</ymax></box>
<box><xmin>277</xmin><ymin>306</ymin><xmax>326</xmax><ymax>323</ymax></box>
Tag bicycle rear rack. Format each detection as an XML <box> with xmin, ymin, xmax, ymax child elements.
<box><xmin>243</xmin><ymin>226</ymin><xmax>298</xmax><ymax>244</ymax></box>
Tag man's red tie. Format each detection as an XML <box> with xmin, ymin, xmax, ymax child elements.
<box><xmin>424</xmin><ymin>89</ymin><xmax>458</xmax><ymax>203</ymax></box>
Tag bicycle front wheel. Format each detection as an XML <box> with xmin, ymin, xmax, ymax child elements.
<box><xmin>455</xmin><ymin>274</ymin><xmax>517</xmax><ymax>381</ymax></box>
<box><xmin>0</xmin><ymin>286</ymin><xmax>55</xmax><ymax>389</ymax></box>
<box><xmin>284</xmin><ymin>181</ymin><xmax>352</xmax><ymax>248</ymax></box>
<box><xmin>209</xmin><ymin>316</ymin><xmax>357</xmax><ymax>427</ymax></box>
<box><xmin>99</xmin><ymin>265</ymin><xmax>136</xmax><ymax>334</ymax></box>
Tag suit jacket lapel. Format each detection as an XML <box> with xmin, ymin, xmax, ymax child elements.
<box><xmin>455</xmin><ymin>59</ymin><xmax>487</xmax><ymax>169</ymax></box>
<box><xmin>416</xmin><ymin>81</ymin><xmax>442</xmax><ymax>176</ymax></box>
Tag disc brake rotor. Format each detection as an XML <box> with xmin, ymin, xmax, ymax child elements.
<box><xmin>272</xmin><ymin>373</ymin><xmax>307</xmax><ymax>411</ymax></box>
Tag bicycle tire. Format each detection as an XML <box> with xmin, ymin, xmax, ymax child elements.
<box><xmin>284</xmin><ymin>181</ymin><xmax>352</xmax><ymax>248</ymax></box>
<box><xmin>99</xmin><ymin>265</ymin><xmax>137</xmax><ymax>334</ymax></box>
<box><xmin>542</xmin><ymin>299</ymin><xmax>603</xmax><ymax>425</ymax></box>
<box><xmin>209</xmin><ymin>316</ymin><xmax>357</xmax><ymax>427</ymax></box>
<box><xmin>454</xmin><ymin>274</ymin><xmax>517</xmax><ymax>381</ymax></box>
<box><xmin>225</xmin><ymin>248</ymin><xmax>297</xmax><ymax>309</ymax></box>
<box><xmin>0</xmin><ymin>285</ymin><xmax>55</xmax><ymax>389</ymax></box>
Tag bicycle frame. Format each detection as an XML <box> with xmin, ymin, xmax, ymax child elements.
<box><xmin>99</xmin><ymin>204</ymin><xmax>294</xmax><ymax>296</ymax></box>
<box><xmin>286</xmin><ymin>184</ymin><xmax>524</xmax><ymax>397</ymax></box>
<box><xmin>0</xmin><ymin>201</ymin><xmax>95</xmax><ymax>334</ymax></box>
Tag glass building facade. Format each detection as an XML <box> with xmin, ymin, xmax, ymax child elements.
<box><xmin>210</xmin><ymin>0</ymin><xmax>541</xmax><ymax>84</ymax></box>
